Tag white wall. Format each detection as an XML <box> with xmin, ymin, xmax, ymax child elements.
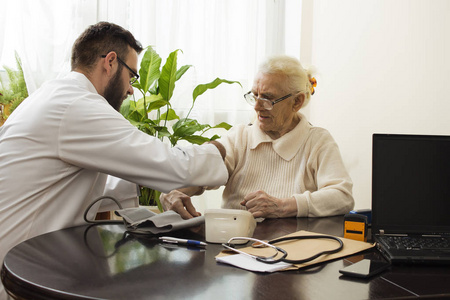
<box><xmin>307</xmin><ymin>0</ymin><xmax>450</xmax><ymax>209</ymax></box>
<box><xmin>193</xmin><ymin>0</ymin><xmax>450</xmax><ymax>214</ymax></box>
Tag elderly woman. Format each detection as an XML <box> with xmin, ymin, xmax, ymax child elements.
<box><xmin>161</xmin><ymin>55</ymin><xmax>354</xmax><ymax>219</ymax></box>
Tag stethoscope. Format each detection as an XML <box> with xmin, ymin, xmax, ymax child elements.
<box><xmin>222</xmin><ymin>235</ymin><xmax>344</xmax><ymax>264</ymax></box>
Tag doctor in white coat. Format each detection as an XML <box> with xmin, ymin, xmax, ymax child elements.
<box><xmin>0</xmin><ymin>22</ymin><xmax>228</xmax><ymax>297</ymax></box>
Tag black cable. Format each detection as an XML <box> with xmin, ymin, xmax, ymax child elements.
<box><xmin>259</xmin><ymin>235</ymin><xmax>344</xmax><ymax>264</ymax></box>
<box><xmin>83</xmin><ymin>196</ymin><xmax>124</xmax><ymax>224</ymax></box>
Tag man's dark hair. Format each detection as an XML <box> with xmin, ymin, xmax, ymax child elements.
<box><xmin>71</xmin><ymin>22</ymin><xmax>143</xmax><ymax>72</ymax></box>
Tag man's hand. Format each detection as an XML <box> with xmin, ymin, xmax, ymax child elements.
<box><xmin>240</xmin><ymin>190</ymin><xmax>297</xmax><ymax>218</ymax></box>
<box><xmin>160</xmin><ymin>190</ymin><xmax>201</xmax><ymax>219</ymax></box>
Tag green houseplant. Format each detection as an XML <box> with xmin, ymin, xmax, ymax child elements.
<box><xmin>0</xmin><ymin>52</ymin><xmax>29</xmax><ymax>125</ymax></box>
<box><xmin>120</xmin><ymin>46</ymin><xmax>240</xmax><ymax>210</ymax></box>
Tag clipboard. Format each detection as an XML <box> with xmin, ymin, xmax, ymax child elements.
<box><xmin>216</xmin><ymin>230</ymin><xmax>375</xmax><ymax>272</ymax></box>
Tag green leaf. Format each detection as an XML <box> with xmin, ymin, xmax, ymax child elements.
<box><xmin>211</xmin><ymin>121</ymin><xmax>232</xmax><ymax>130</ymax></box>
<box><xmin>120</xmin><ymin>98</ymin><xmax>147</xmax><ymax>122</ymax></box>
<box><xmin>176</xmin><ymin>65</ymin><xmax>192</xmax><ymax>81</ymax></box>
<box><xmin>159</xmin><ymin>49</ymin><xmax>180</xmax><ymax>101</ymax></box>
<box><xmin>172</xmin><ymin>118</ymin><xmax>199</xmax><ymax>133</ymax></box>
<box><xmin>139</xmin><ymin>46</ymin><xmax>162</xmax><ymax>93</ymax></box>
<box><xmin>132</xmin><ymin>81</ymin><xmax>142</xmax><ymax>91</ymax></box>
<box><xmin>0</xmin><ymin>52</ymin><xmax>28</xmax><ymax>114</ymax></box>
<box><xmin>148</xmin><ymin>100</ymin><xmax>169</xmax><ymax>112</ymax></box>
<box><xmin>129</xmin><ymin>119</ymin><xmax>156</xmax><ymax>128</ymax></box>
<box><xmin>154</xmin><ymin>126</ymin><xmax>171</xmax><ymax>137</ymax></box>
<box><xmin>126</xmin><ymin>111</ymin><xmax>145</xmax><ymax>123</ymax></box>
<box><xmin>124</xmin><ymin>97</ymin><xmax>145</xmax><ymax>113</ymax></box>
<box><xmin>121</xmin><ymin>95</ymin><xmax>168</xmax><ymax>122</ymax></box>
<box><xmin>146</xmin><ymin>94</ymin><xmax>169</xmax><ymax>112</ymax></box>
<box><xmin>173</xmin><ymin>120</ymin><xmax>207</xmax><ymax>137</ymax></box>
<box><xmin>149</xmin><ymin>85</ymin><xmax>158</xmax><ymax>95</ymax></box>
<box><xmin>209</xmin><ymin>134</ymin><xmax>221</xmax><ymax>141</ymax></box>
<box><xmin>119</xmin><ymin>98</ymin><xmax>132</xmax><ymax>117</ymax></box>
<box><xmin>192</xmin><ymin>78</ymin><xmax>241</xmax><ymax>103</ymax></box>
<box><xmin>161</xmin><ymin>108</ymin><xmax>180</xmax><ymax>121</ymax></box>
<box><xmin>183</xmin><ymin>135</ymin><xmax>211</xmax><ymax>145</ymax></box>
<box><xmin>168</xmin><ymin>136</ymin><xmax>180</xmax><ymax>147</ymax></box>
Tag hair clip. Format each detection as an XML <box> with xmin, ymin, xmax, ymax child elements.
<box><xmin>309</xmin><ymin>77</ymin><xmax>317</xmax><ymax>95</ymax></box>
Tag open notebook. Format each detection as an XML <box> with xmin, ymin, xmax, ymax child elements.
<box><xmin>371</xmin><ymin>133</ymin><xmax>450</xmax><ymax>264</ymax></box>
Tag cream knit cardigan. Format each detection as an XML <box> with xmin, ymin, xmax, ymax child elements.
<box><xmin>219</xmin><ymin>113</ymin><xmax>354</xmax><ymax>217</ymax></box>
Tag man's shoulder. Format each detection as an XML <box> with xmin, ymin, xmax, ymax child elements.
<box><xmin>42</xmin><ymin>74</ymin><xmax>107</xmax><ymax>107</ymax></box>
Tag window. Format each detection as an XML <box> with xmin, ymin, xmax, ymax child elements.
<box><xmin>0</xmin><ymin>0</ymin><xmax>302</xmax><ymax>125</ymax></box>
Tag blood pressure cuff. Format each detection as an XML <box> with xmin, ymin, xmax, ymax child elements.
<box><xmin>115</xmin><ymin>207</ymin><xmax>205</xmax><ymax>234</ymax></box>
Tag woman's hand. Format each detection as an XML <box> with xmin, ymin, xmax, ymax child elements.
<box><xmin>160</xmin><ymin>190</ymin><xmax>201</xmax><ymax>219</ymax></box>
<box><xmin>240</xmin><ymin>190</ymin><xmax>297</xmax><ymax>218</ymax></box>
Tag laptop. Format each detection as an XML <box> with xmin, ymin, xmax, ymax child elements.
<box><xmin>371</xmin><ymin>133</ymin><xmax>450</xmax><ymax>264</ymax></box>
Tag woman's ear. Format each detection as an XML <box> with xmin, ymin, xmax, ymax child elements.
<box><xmin>293</xmin><ymin>93</ymin><xmax>305</xmax><ymax>111</ymax></box>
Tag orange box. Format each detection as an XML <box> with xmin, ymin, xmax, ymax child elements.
<box><xmin>344</xmin><ymin>214</ymin><xmax>368</xmax><ymax>242</ymax></box>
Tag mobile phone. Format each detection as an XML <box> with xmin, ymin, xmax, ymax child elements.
<box><xmin>339</xmin><ymin>259</ymin><xmax>390</xmax><ymax>279</ymax></box>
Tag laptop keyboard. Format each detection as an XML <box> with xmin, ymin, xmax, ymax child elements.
<box><xmin>382</xmin><ymin>236</ymin><xmax>450</xmax><ymax>250</ymax></box>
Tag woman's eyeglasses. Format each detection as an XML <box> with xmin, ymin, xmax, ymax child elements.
<box><xmin>101</xmin><ymin>55</ymin><xmax>139</xmax><ymax>85</ymax></box>
<box><xmin>244</xmin><ymin>91</ymin><xmax>297</xmax><ymax>110</ymax></box>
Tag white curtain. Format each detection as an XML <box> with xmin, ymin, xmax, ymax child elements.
<box><xmin>0</xmin><ymin>0</ymin><xmax>97</xmax><ymax>92</ymax></box>
<box><xmin>0</xmin><ymin>0</ymin><xmax>302</xmax><ymax>126</ymax></box>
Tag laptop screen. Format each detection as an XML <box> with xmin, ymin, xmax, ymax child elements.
<box><xmin>372</xmin><ymin>134</ymin><xmax>450</xmax><ymax>235</ymax></box>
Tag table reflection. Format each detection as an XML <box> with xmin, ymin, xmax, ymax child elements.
<box><xmin>84</xmin><ymin>224</ymin><xmax>207</xmax><ymax>276</ymax></box>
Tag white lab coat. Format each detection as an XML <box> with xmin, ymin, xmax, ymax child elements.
<box><xmin>0</xmin><ymin>72</ymin><xmax>228</xmax><ymax>283</ymax></box>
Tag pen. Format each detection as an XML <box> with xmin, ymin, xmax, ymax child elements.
<box><xmin>159</xmin><ymin>236</ymin><xmax>207</xmax><ymax>247</ymax></box>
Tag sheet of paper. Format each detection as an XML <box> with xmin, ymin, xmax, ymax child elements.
<box><xmin>215</xmin><ymin>230</ymin><xmax>376</xmax><ymax>272</ymax></box>
<box><xmin>216</xmin><ymin>253</ymin><xmax>293</xmax><ymax>273</ymax></box>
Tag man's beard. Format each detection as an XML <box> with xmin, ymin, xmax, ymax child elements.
<box><xmin>104</xmin><ymin>66</ymin><xmax>126</xmax><ymax>111</ymax></box>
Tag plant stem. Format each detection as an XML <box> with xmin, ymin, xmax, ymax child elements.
<box><xmin>185</xmin><ymin>102</ymin><xmax>195</xmax><ymax>120</ymax></box>
<box><xmin>163</xmin><ymin>104</ymin><xmax>169</xmax><ymax>128</ymax></box>
<box><xmin>142</xmin><ymin>94</ymin><xmax>147</xmax><ymax>122</ymax></box>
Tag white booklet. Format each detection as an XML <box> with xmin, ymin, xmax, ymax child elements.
<box><xmin>216</xmin><ymin>253</ymin><xmax>293</xmax><ymax>273</ymax></box>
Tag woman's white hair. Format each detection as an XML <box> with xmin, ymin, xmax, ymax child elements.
<box><xmin>258</xmin><ymin>55</ymin><xmax>314</xmax><ymax>107</ymax></box>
